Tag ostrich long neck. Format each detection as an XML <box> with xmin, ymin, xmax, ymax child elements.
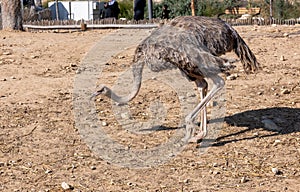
<box><xmin>107</xmin><ymin>61</ymin><xmax>144</xmax><ymax>104</ymax></box>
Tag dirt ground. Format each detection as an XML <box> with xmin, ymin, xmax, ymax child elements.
<box><xmin>0</xmin><ymin>24</ymin><xmax>300</xmax><ymax>192</ymax></box>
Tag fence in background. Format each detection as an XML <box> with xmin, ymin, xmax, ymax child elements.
<box><xmin>22</xmin><ymin>17</ymin><xmax>300</xmax><ymax>31</ymax></box>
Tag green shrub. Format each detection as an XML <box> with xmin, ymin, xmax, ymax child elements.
<box><xmin>119</xmin><ymin>0</ymin><xmax>134</xmax><ymax>19</ymax></box>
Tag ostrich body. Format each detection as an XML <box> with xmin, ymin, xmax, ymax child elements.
<box><xmin>93</xmin><ymin>16</ymin><xmax>259</xmax><ymax>142</ymax></box>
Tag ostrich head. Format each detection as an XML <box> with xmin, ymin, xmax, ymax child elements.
<box><xmin>90</xmin><ymin>84</ymin><xmax>110</xmax><ymax>99</ymax></box>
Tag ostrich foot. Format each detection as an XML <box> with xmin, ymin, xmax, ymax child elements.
<box><xmin>188</xmin><ymin>131</ymin><xmax>206</xmax><ymax>143</ymax></box>
<box><xmin>182</xmin><ymin>122</ymin><xmax>194</xmax><ymax>142</ymax></box>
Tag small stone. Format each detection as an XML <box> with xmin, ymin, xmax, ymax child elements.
<box><xmin>226</xmin><ymin>73</ymin><xmax>238</xmax><ymax>80</ymax></box>
<box><xmin>183</xmin><ymin>179</ymin><xmax>189</xmax><ymax>183</ymax></box>
<box><xmin>45</xmin><ymin>169</ymin><xmax>52</xmax><ymax>174</ymax></box>
<box><xmin>2</xmin><ymin>51</ymin><xmax>12</xmax><ymax>55</ymax></box>
<box><xmin>110</xmin><ymin>179</ymin><xmax>115</xmax><ymax>185</ymax></box>
<box><xmin>102</xmin><ymin>121</ymin><xmax>107</xmax><ymax>126</ymax></box>
<box><xmin>31</xmin><ymin>55</ymin><xmax>38</xmax><ymax>59</ymax></box>
<box><xmin>274</xmin><ymin>139</ymin><xmax>281</xmax><ymax>143</ymax></box>
<box><xmin>240</xmin><ymin>177</ymin><xmax>247</xmax><ymax>183</ymax></box>
<box><xmin>90</xmin><ymin>166</ymin><xmax>96</xmax><ymax>170</ymax></box>
<box><xmin>61</xmin><ymin>182</ymin><xmax>72</xmax><ymax>190</ymax></box>
<box><xmin>127</xmin><ymin>182</ymin><xmax>133</xmax><ymax>186</ymax></box>
<box><xmin>280</xmin><ymin>55</ymin><xmax>286</xmax><ymax>61</ymax></box>
<box><xmin>213</xmin><ymin>163</ymin><xmax>218</xmax><ymax>167</ymax></box>
<box><xmin>257</xmin><ymin>91</ymin><xmax>263</xmax><ymax>95</ymax></box>
<box><xmin>283</xmin><ymin>33</ymin><xmax>289</xmax><ymax>37</ymax></box>
<box><xmin>179</xmin><ymin>96</ymin><xmax>186</xmax><ymax>100</ymax></box>
<box><xmin>10</xmin><ymin>76</ymin><xmax>16</xmax><ymax>80</ymax></box>
<box><xmin>70</xmin><ymin>63</ymin><xmax>77</xmax><ymax>67</ymax></box>
<box><xmin>271</xmin><ymin>167</ymin><xmax>280</xmax><ymax>175</ymax></box>
<box><xmin>213</xmin><ymin>171</ymin><xmax>220</xmax><ymax>175</ymax></box>
<box><xmin>281</xmin><ymin>89</ymin><xmax>290</xmax><ymax>94</ymax></box>
<box><xmin>273</xmin><ymin>140</ymin><xmax>281</xmax><ymax>146</ymax></box>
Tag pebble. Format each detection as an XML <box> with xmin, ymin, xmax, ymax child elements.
<box><xmin>213</xmin><ymin>171</ymin><xmax>220</xmax><ymax>175</ymax></box>
<box><xmin>31</xmin><ymin>55</ymin><xmax>38</xmax><ymax>59</ymax></box>
<box><xmin>179</xmin><ymin>96</ymin><xmax>186</xmax><ymax>100</ymax></box>
<box><xmin>70</xmin><ymin>63</ymin><xmax>77</xmax><ymax>67</ymax></box>
<box><xmin>281</xmin><ymin>89</ymin><xmax>290</xmax><ymax>94</ymax></box>
<box><xmin>110</xmin><ymin>179</ymin><xmax>115</xmax><ymax>185</ymax></box>
<box><xmin>102</xmin><ymin>121</ymin><xmax>107</xmax><ymax>126</ymax></box>
<box><xmin>183</xmin><ymin>179</ymin><xmax>189</xmax><ymax>183</ymax></box>
<box><xmin>61</xmin><ymin>182</ymin><xmax>72</xmax><ymax>190</ymax></box>
<box><xmin>271</xmin><ymin>167</ymin><xmax>280</xmax><ymax>175</ymax></box>
<box><xmin>283</xmin><ymin>33</ymin><xmax>289</xmax><ymax>37</ymax></box>
<box><xmin>273</xmin><ymin>140</ymin><xmax>281</xmax><ymax>147</ymax></box>
<box><xmin>90</xmin><ymin>166</ymin><xmax>96</xmax><ymax>170</ymax></box>
<box><xmin>280</xmin><ymin>55</ymin><xmax>286</xmax><ymax>61</ymax></box>
<box><xmin>226</xmin><ymin>73</ymin><xmax>238</xmax><ymax>80</ymax></box>
<box><xmin>2</xmin><ymin>51</ymin><xmax>12</xmax><ymax>55</ymax></box>
<box><xmin>45</xmin><ymin>169</ymin><xmax>52</xmax><ymax>174</ymax></box>
<box><xmin>240</xmin><ymin>177</ymin><xmax>247</xmax><ymax>183</ymax></box>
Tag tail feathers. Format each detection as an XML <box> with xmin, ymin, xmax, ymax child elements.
<box><xmin>234</xmin><ymin>33</ymin><xmax>260</xmax><ymax>73</ymax></box>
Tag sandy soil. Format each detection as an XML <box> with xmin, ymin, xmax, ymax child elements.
<box><xmin>0</xmin><ymin>24</ymin><xmax>300</xmax><ymax>192</ymax></box>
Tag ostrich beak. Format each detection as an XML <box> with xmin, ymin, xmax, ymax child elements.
<box><xmin>89</xmin><ymin>91</ymin><xmax>101</xmax><ymax>100</ymax></box>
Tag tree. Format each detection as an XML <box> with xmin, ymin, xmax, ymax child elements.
<box><xmin>1</xmin><ymin>0</ymin><xmax>23</xmax><ymax>30</ymax></box>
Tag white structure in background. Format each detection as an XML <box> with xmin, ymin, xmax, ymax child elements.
<box><xmin>48</xmin><ymin>1</ymin><xmax>99</xmax><ymax>21</ymax></box>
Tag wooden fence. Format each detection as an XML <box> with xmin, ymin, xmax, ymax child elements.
<box><xmin>223</xmin><ymin>18</ymin><xmax>300</xmax><ymax>26</ymax></box>
<box><xmin>22</xmin><ymin>17</ymin><xmax>300</xmax><ymax>31</ymax></box>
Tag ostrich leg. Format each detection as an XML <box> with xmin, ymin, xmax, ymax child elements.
<box><xmin>188</xmin><ymin>79</ymin><xmax>208</xmax><ymax>143</ymax></box>
<box><xmin>183</xmin><ymin>75</ymin><xmax>225</xmax><ymax>142</ymax></box>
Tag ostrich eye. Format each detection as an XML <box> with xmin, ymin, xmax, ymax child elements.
<box><xmin>99</xmin><ymin>87</ymin><xmax>106</xmax><ymax>93</ymax></box>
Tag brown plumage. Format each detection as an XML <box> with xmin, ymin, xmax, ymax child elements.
<box><xmin>92</xmin><ymin>16</ymin><xmax>260</xmax><ymax>143</ymax></box>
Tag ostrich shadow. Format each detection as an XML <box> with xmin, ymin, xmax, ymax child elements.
<box><xmin>138</xmin><ymin>107</ymin><xmax>300</xmax><ymax>146</ymax></box>
<box><xmin>213</xmin><ymin>107</ymin><xmax>300</xmax><ymax>146</ymax></box>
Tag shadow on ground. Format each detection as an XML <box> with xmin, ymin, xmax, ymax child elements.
<box><xmin>213</xmin><ymin>107</ymin><xmax>300</xmax><ymax>146</ymax></box>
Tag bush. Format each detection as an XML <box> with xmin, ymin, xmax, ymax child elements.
<box><xmin>119</xmin><ymin>0</ymin><xmax>134</xmax><ymax>19</ymax></box>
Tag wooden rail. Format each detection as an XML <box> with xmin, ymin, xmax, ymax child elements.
<box><xmin>22</xmin><ymin>18</ymin><xmax>300</xmax><ymax>31</ymax></box>
<box><xmin>23</xmin><ymin>23</ymin><xmax>159</xmax><ymax>30</ymax></box>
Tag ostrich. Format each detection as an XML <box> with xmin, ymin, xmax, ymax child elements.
<box><xmin>92</xmin><ymin>16</ymin><xmax>260</xmax><ymax>142</ymax></box>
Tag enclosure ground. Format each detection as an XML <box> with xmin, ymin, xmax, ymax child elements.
<box><xmin>0</xmin><ymin>25</ymin><xmax>300</xmax><ymax>191</ymax></box>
